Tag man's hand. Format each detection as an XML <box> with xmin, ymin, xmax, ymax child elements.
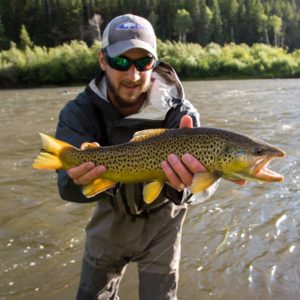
<box><xmin>67</xmin><ymin>142</ymin><xmax>107</xmax><ymax>186</ymax></box>
<box><xmin>67</xmin><ymin>162</ymin><xmax>107</xmax><ymax>185</ymax></box>
<box><xmin>161</xmin><ymin>115</ymin><xmax>207</xmax><ymax>191</ymax></box>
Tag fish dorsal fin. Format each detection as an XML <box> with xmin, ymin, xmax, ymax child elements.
<box><xmin>191</xmin><ymin>172</ymin><xmax>220</xmax><ymax>194</ymax></box>
<box><xmin>143</xmin><ymin>181</ymin><xmax>164</xmax><ymax>204</ymax></box>
<box><xmin>80</xmin><ymin>142</ymin><xmax>100</xmax><ymax>150</ymax></box>
<box><xmin>82</xmin><ymin>178</ymin><xmax>116</xmax><ymax>198</ymax></box>
<box><xmin>130</xmin><ymin>129</ymin><xmax>167</xmax><ymax>142</ymax></box>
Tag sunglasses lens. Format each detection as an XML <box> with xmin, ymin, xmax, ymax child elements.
<box><xmin>105</xmin><ymin>50</ymin><xmax>155</xmax><ymax>72</ymax></box>
<box><xmin>135</xmin><ymin>57</ymin><xmax>155</xmax><ymax>71</ymax></box>
<box><xmin>110</xmin><ymin>56</ymin><xmax>131</xmax><ymax>71</ymax></box>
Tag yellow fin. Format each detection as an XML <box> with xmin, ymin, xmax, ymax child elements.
<box><xmin>82</xmin><ymin>178</ymin><xmax>116</xmax><ymax>198</ymax></box>
<box><xmin>32</xmin><ymin>133</ymin><xmax>72</xmax><ymax>170</ymax></box>
<box><xmin>130</xmin><ymin>129</ymin><xmax>167</xmax><ymax>142</ymax></box>
<box><xmin>191</xmin><ymin>173</ymin><xmax>220</xmax><ymax>194</ymax></box>
<box><xmin>143</xmin><ymin>181</ymin><xmax>164</xmax><ymax>204</ymax></box>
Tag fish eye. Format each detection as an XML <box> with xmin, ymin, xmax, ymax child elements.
<box><xmin>253</xmin><ymin>148</ymin><xmax>264</xmax><ymax>156</ymax></box>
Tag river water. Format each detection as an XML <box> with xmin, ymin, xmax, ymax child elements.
<box><xmin>0</xmin><ymin>79</ymin><xmax>299</xmax><ymax>300</ymax></box>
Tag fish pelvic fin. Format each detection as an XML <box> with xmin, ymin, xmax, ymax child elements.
<box><xmin>32</xmin><ymin>133</ymin><xmax>72</xmax><ymax>170</ymax></box>
<box><xmin>191</xmin><ymin>172</ymin><xmax>220</xmax><ymax>194</ymax></box>
<box><xmin>130</xmin><ymin>129</ymin><xmax>167</xmax><ymax>142</ymax></box>
<box><xmin>83</xmin><ymin>178</ymin><xmax>116</xmax><ymax>198</ymax></box>
<box><xmin>143</xmin><ymin>181</ymin><xmax>164</xmax><ymax>204</ymax></box>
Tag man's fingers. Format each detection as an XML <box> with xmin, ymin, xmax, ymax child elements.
<box><xmin>180</xmin><ymin>115</ymin><xmax>193</xmax><ymax>128</ymax></box>
<box><xmin>67</xmin><ymin>162</ymin><xmax>95</xmax><ymax>180</ymax></box>
<box><xmin>161</xmin><ymin>161</ymin><xmax>185</xmax><ymax>191</ymax></box>
<box><xmin>67</xmin><ymin>162</ymin><xmax>107</xmax><ymax>185</ymax></box>
<box><xmin>167</xmin><ymin>154</ymin><xmax>193</xmax><ymax>186</ymax></box>
<box><xmin>73</xmin><ymin>165</ymin><xmax>106</xmax><ymax>185</ymax></box>
<box><xmin>181</xmin><ymin>153</ymin><xmax>207</xmax><ymax>173</ymax></box>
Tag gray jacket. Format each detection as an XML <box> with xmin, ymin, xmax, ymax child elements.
<box><xmin>56</xmin><ymin>62</ymin><xmax>203</xmax><ymax>217</ymax></box>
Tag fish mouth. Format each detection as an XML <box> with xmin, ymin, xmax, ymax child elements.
<box><xmin>251</xmin><ymin>151</ymin><xmax>285</xmax><ymax>182</ymax></box>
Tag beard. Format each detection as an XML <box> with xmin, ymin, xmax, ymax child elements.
<box><xmin>105</xmin><ymin>75</ymin><xmax>151</xmax><ymax>109</ymax></box>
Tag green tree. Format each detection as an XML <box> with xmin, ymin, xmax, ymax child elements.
<box><xmin>220</xmin><ymin>0</ymin><xmax>238</xmax><ymax>43</ymax></box>
<box><xmin>148</xmin><ymin>10</ymin><xmax>159</xmax><ymax>33</ymax></box>
<box><xmin>210</xmin><ymin>0</ymin><xmax>223</xmax><ymax>44</ymax></box>
<box><xmin>259</xmin><ymin>13</ymin><xmax>270</xmax><ymax>45</ymax></box>
<box><xmin>269</xmin><ymin>15</ymin><xmax>282</xmax><ymax>46</ymax></box>
<box><xmin>19</xmin><ymin>24</ymin><xmax>33</xmax><ymax>49</ymax></box>
<box><xmin>156</xmin><ymin>0</ymin><xmax>178</xmax><ymax>40</ymax></box>
<box><xmin>174</xmin><ymin>9</ymin><xmax>193</xmax><ymax>42</ymax></box>
<box><xmin>198</xmin><ymin>0</ymin><xmax>212</xmax><ymax>45</ymax></box>
<box><xmin>235</xmin><ymin>1</ymin><xmax>247</xmax><ymax>43</ymax></box>
<box><xmin>0</xmin><ymin>16</ymin><xmax>9</xmax><ymax>50</ymax></box>
<box><xmin>188</xmin><ymin>0</ymin><xmax>201</xmax><ymax>43</ymax></box>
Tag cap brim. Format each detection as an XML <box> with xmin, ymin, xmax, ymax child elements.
<box><xmin>105</xmin><ymin>39</ymin><xmax>157</xmax><ymax>59</ymax></box>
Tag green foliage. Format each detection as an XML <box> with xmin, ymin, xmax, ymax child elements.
<box><xmin>0</xmin><ymin>16</ymin><xmax>9</xmax><ymax>50</ymax></box>
<box><xmin>0</xmin><ymin>0</ymin><xmax>299</xmax><ymax>50</ymax></box>
<box><xmin>174</xmin><ymin>9</ymin><xmax>193</xmax><ymax>42</ymax></box>
<box><xmin>19</xmin><ymin>25</ymin><xmax>34</xmax><ymax>50</ymax></box>
<box><xmin>1</xmin><ymin>40</ymin><xmax>299</xmax><ymax>87</ymax></box>
<box><xmin>0</xmin><ymin>40</ymin><xmax>100</xmax><ymax>87</ymax></box>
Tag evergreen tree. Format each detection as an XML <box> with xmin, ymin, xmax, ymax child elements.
<box><xmin>235</xmin><ymin>0</ymin><xmax>247</xmax><ymax>43</ymax></box>
<box><xmin>148</xmin><ymin>10</ymin><xmax>159</xmax><ymax>34</ymax></box>
<box><xmin>156</xmin><ymin>0</ymin><xmax>178</xmax><ymax>40</ymax></box>
<box><xmin>0</xmin><ymin>16</ymin><xmax>9</xmax><ymax>50</ymax></box>
<box><xmin>220</xmin><ymin>0</ymin><xmax>238</xmax><ymax>43</ymax></box>
<box><xmin>0</xmin><ymin>0</ymin><xmax>299</xmax><ymax>49</ymax></box>
<box><xmin>189</xmin><ymin>0</ymin><xmax>202</xmax><ymax>44</ymax></box>
<box><xmin>210</xmin><ymin>0</ymin><xmax>223</xmax><ymax>44</ymax></box>
<box><xmin>198</xmin><ymin>0</ymin><xmax>212</xmax><ymax>45</ymax></box>
<box><xmin>246</xmin><ymin>0</ymin><xmax>266</xmax><ymax>44</ymax></box>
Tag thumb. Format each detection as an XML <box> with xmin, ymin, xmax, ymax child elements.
<box><xmin>180</xmin><ymin>115</ymin><xmax>193</xmax><ymax>128</ymax></box>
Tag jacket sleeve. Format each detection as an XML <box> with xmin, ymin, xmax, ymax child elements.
<box><xmin>55</xmin><ymin>99</ymin><xmax>109</xmax><ymax>203</ymax></box>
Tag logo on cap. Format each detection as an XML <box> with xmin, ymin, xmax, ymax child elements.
<box><xmin>116</xmin><ymin>22</ymin><xmax>144</xmax><ymax>31</ymax></box>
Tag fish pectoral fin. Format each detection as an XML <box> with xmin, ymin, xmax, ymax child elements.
<box><xmin>191</xmin><ymin>172</ymin><xmax>220</xmax><ymax>194</ymax></box>
<box><xmin>143</xmin><ymin>181</ymin><xmax>164</xmax><ymax>204</ymax></box>
<box><xmin>130</xmin><ymin>129</ymin><xmax>167</xmax><ymax>142</ymax></box>
<box><xmin>82</xmin><ymin>178</ymin><xmax>116</xmax><ymax>198</ymax></box>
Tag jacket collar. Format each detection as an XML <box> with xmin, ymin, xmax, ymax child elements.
<box><xmin>87</xmin><ymin>61</ymin><xmax>185</xmax><ymax>121</ymax></box>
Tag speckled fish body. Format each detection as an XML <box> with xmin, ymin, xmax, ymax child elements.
<box><xmin>33</xmin><ymin>127</ymin><xmax>285</xmax><ymax>203</ymax></box>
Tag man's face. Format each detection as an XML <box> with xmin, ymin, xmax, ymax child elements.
<box><xmin>99</xmin><ymin>48</ymin><xmax>153</xmax><ymax>111</ymax></box>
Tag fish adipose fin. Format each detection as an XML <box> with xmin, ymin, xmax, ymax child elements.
<box><xmin>130</xmin><ymin>129</ymin><xmax>167</xmax><ymax>142</ymax></box>
<box><xmin>32</xmin><ymin>133</ymin><xmax>71</xmax><ymax>170</ymax></box>
<box><xmin>191</xmin><ymin>172</ymin><xmax>220</xmax><ymax>194</ymax></box>
<box><xmin>83</xmin><ymin>178</ymin><xmax>116</xmax><ymax>198</ymax></box>
<box><xmin>143</xmin><ymin>181</ymin><xmax>164</xmax><ymax>204</ymax></box>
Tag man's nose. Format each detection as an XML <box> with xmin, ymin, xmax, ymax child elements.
<box><xmin>126</xmin><ymin>64</ymin><xmax>140</xmax><ymax>81</ymax></box>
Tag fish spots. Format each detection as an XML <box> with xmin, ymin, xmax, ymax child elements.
<box><xmin>62</xmin><ymin>127</ymin><xmax>255</xmax><ymax>183</ymax></box>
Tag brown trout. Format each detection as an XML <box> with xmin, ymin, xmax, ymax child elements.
<box><xmin>32</xmin><ymin>127</ymin><xmax>285</xmax><ymax>203</ymax></box>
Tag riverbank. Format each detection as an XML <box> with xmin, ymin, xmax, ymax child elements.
<box><xmin>1</xmin><ymin>40</ymin><xmax>299</xmax><ymax>87</ymax></box>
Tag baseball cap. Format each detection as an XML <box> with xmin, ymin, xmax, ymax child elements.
<box><xmin>102</xmin><ymin>14</ymin><xmax>157</xmax><ymax>59</ymax></box>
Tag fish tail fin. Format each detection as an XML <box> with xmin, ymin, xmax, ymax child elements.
<box><xmin>32</xmin><ymin>133</ymin><xmax>72</xmax><ymax>170</ymax></box>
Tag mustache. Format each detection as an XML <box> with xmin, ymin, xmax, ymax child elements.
<box><xmin>121</xmin><ymin>80</ymin><xmax>142</xmax><ymax>86</ymax></box>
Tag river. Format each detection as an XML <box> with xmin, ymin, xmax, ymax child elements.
<box><xmin>0</xmin><ymin>79</ymin><xmax>299</xmax><ymax>300</ymax></box>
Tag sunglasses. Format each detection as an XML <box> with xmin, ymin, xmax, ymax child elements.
<box><xmin>104</xmin><ymin>50</ymin><xmax>156</xmax><ymax>72</ymax></box>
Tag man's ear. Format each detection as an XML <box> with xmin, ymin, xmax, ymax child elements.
<box><xmin>98</xmin><ymin>50</ymin><xmax>107</xmax><ymax>71</ymax></box>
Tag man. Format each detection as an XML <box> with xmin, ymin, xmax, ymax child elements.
<box><xmin>56</xmin><ymin>14</ymin><xmax>216</xmax><ymax>300</ymax></box>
